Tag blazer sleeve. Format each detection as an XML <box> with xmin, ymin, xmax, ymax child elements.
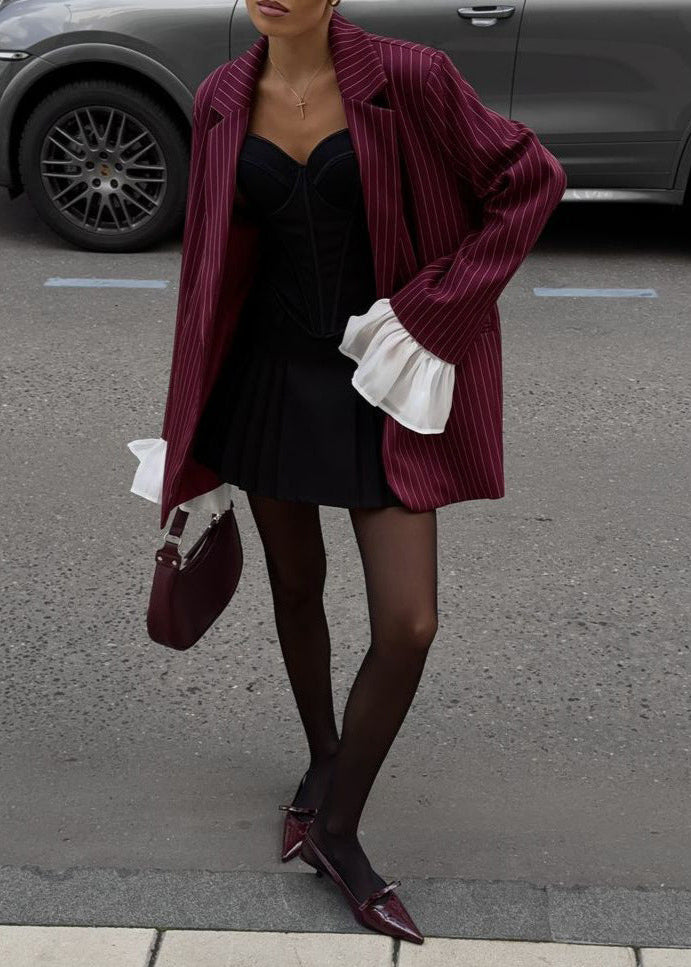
<box><xmin>127</xmin><ymin>75</ymin><xmax>234</xmax><ymax>517</ymax></box>
<box><xmin>160</xmin><ymin>79</ymin><xmax>211</xmax><ymax>442</ymax></box>
<box><xmin>387</xmin><ymin>50</ymin><xmax>567</xmax><ymax>366</ymax></box>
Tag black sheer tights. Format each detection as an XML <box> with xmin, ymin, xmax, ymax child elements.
<box><xmin>247</xmin><ymin>493</ymin><xmax>438</xmax><ymax>901</ymax></box>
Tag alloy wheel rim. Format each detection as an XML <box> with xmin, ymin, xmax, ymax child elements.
<box><xmin>39</xmin><ymin>104</ymin><xmax>168</xmax><ymax>234</ymax></box>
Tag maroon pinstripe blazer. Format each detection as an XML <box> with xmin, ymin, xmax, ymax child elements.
<box><xmin>158</xmin><ymin>8</ymin><xmax>567</xmax><ymax>529</ymax></box>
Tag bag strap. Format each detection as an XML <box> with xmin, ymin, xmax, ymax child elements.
<box><xmin>154</xmin><ymin>507</ymin><xmax>190</xmax><ymax>570</ymax></box>
<box><xmin>164</xmin><ymin>506</ymin><xmax>189</xmax><ymax>546</ymax></box>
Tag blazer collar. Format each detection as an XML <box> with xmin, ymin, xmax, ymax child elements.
<box><xmin>210</xmin><ymin>8</ymin><xmax>388</xmax><ymax>116</ymax></box>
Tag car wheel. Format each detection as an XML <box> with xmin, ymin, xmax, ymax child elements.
<box><xmin>18</xmin><ymin>79</ymin><xmax>190</xmax><ymax>252</ymax></box>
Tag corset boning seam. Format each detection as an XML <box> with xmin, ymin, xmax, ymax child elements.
<box><xmin>328</xmin><ymin>213</ymin><xmax>355</xmax><ymax>334</ymax></box>
<box><xmin>302</xmin><ymin>172</ymin><xmax>323</xmax><ymax>330</ymax></box>
<box><xmin>238</xmin><ymin>132</ymin><xmax>376</xmax><ymax>340</ymax></box>
<box><xmin>311</xmin><ymin>149</ymin><xmax>361</xmax><ymax>195</ymax></box>
<box><xmin>241</xmin><ymin>157</ymin><xmax>301</xmax><ymax>216</ymax></box>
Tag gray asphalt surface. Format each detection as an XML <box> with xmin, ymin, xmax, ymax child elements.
<box><xmin>0</xmin><ymin>188</ymin><xmax>689</xmax><ymax>936</ymax></box>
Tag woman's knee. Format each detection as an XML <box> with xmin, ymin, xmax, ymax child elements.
<box><xmin>374</xmin><ymin>610</ymin><xmax>438</xmax><ymax>658</ymax></box>
<box><xmin>266</xmin><ymin>557</ymin><xmax>326</xmax><ymax>611</ymax></box>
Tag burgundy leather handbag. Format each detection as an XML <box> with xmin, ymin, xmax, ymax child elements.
<box><xmin>146</xmin><ymin>502</ymin><xmax>243</xmax><ymax>650</ymax></box>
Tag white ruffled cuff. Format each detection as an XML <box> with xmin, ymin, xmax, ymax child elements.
<box><xmin>338</xmin><ymin>297</ymin><xmax>455</xmax><ymax>434</ymax></box>
<box><xmin>127</xmin><ymin>437</ymin><xmax>233</xmax><ymax>516</ymax></box>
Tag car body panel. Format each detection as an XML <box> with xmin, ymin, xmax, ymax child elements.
<box><xmin>1</xmin><ymin>0</ymin><xmax>691</xmax><ymax>207</ymax></box>
<box><xmin>230</xmin><ymin>0</ymin><xmax>526</xmax><ymax>121</ymax></box>
<box><xmin>512</xmin><ymin>0</ymin><xmax>691</xmax><ymax>190</ymax></box>
<box><xmin>0</xmin><ymin>0</ymin><xmax>233</xmax><ymax>192</ymax></box>
<box><xmin>0</xmin><ymin>0</ymin><xmax>232</xmax><ymax>91</ymax></box>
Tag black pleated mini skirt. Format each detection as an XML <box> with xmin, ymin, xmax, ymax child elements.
<box><xmin>191</xmin><ymin>126</ymin><xmax>404</xmax><ymax>510</ymax></box>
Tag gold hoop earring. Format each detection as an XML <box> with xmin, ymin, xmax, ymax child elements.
<box><xmin>329</xmin><ymin>0</ymin><xmax>341</xmax><ymax>6</ymax></box>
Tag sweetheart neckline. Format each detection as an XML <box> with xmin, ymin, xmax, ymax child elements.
<box><xmin>243</xmin><ymin>127</ymin><xmax>350</xmax><ymax>168</ymax></box>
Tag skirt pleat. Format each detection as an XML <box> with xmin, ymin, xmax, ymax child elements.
<box><xmin>191</xmin><ymin>292</ymin><xmax>404</xmax><ymax>509</ymax></box>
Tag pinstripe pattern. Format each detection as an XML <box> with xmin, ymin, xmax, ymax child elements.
<box><xmin>158</xmin><ymin>8</ymin><xmax>566</xmax><ymax>529</ymax></box>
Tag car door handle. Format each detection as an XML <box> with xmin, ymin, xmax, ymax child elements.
<box><xmin>457</xmin><ymin>6</ymin><xmax>516</xmax><ymax>26</ymax></box>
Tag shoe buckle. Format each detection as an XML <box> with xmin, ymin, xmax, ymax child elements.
<box><xmin>278</xmin><ymin>804</ymin><xmax>318</xmax><ymax>816</ymax></box>
<box><xmin>358</xmin><ymin>879</ymin><xmax>401</xmax><ymax>910</ymax></box>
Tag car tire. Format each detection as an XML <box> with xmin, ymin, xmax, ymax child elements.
<box><xmin>18</xmin><ymin>78</ymin><xmax>190</xmax><ymax>253</ymax></box>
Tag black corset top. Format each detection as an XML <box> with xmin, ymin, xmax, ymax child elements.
<box><xmin>236</xmin><ymin>127</ymin><xmax>378</xmax><ymax>339</ymax></box>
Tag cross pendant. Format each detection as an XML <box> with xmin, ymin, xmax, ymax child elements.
<box><xmin>296</xmin><ymin>98</ymin><xmax>307</xmax><ymax>119</ymax></box>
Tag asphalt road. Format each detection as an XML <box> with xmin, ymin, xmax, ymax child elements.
<box><xmin>0</xmin><ymin>187</ymin><xmax>689</xmax><ymax>927</ymax></box>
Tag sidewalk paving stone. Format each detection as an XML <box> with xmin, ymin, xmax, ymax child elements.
<box><xmin>397</xmin><ymin>938</ymin><xmax>635</xmax><ymax>965</ymax></box>
<box><xmin>640</xmin><ymin>951</ymin><xmax>691</xmax><ymax>966</ymax></box>
<box><xmin>155</xmin><ymin>929</ymin><xmax>391</xmax><ymax>966</ymax></box>
<box><xmin>0</xmin><ymin>925</ymin><xmax>156</xmax><ymax>966</ymax></box>
<box><xmin>1</xmin><ymin>925</ymin><xmax>691</xmax><ymax>967</ymax></box>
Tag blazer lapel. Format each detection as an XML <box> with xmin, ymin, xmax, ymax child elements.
<box><xmin>345</xmin><ymin>97</ymin><xmax>415</xmax><ymax>298</ymax></box>
<box><xmin>200</xmin><ymin>7</ymin><xmax>412</xmax><ymax>352</ymax></box>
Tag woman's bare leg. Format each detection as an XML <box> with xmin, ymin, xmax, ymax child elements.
<box><xmin>306</xmin><ymin>503</ymin><xmax>438</xmax><ymax>900</ymax></box>
<box><xmin>247</xmin><ymin>494</ymin><xmax>340</xmax><ymax>805</ymax></box>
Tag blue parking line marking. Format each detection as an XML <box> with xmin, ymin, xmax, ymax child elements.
<box><xmin>534</xmin><ymin>287</ymin><xmax>657</xmax><ymax>298</ymax></box>
<box><xmin>44</xmin><ymin>278</ymin><xmax>170</xmax><ymax>288</ymax></box>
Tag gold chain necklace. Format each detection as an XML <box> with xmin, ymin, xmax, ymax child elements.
<box><xmin>267</xmin><ymin>50</ymin><xmax>331</xmax><ymax>119</ymax></box>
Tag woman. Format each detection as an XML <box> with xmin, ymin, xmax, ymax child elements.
<box><xmin>128</xmin><ymin>0</ymin><xmax>567</xmax><ymax>945</ymax></box>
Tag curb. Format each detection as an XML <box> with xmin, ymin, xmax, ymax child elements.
<box><xmin>1</xmin><ymin>865</ymin><xmax>691</xmax><ymax>948</ymax></box>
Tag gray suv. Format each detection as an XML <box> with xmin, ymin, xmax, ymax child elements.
<box><xmin>2</xmin><ymin>0</ymin><xmax>691</xmax><ymax>252</ymax></box>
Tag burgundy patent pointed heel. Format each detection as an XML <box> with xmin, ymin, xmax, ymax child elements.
<box><xmin>278</xmin><ymin>770</ymin><xmax>318</xmax><ymax>862</ymax></box>
<box><xmin>299</xmin><ymin>830</ymin><xmax>424</xmax><ymax>944</ymax></box>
